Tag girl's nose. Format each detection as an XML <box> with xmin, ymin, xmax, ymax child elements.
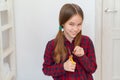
<box><xmin>73</xmin><ymin>26</ymin><xmax>78</xmax><ymax>31</ymax></box>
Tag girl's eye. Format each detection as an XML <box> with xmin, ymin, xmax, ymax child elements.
<box><xmin>69</xmin><ymin>23</ymin><xmax>74</xmax><ymax>26</ymax></box>
<box><xmin>77</xmin><ymin>23</ymin><xmax>82</xmax><ymax>27</ymax></box>
<box><xmin>78</xmin><ymin>23</ymin><xmax>82</xmax><ymax>26</ymax></box>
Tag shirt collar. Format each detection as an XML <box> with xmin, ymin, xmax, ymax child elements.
<box><xmin>64</xmin><ymin>36</ymin><xmax>75</xmax><ymax>45</ymax></box>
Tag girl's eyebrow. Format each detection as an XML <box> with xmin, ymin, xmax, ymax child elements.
<box><xmin>78</xmin><ymin>22</ymin><xmax>82</xmax><ymax>24</ymax></box>
<box><xmin>70</xmin><ymin>22</ymin><xmax>82</xmax><ymax>24</ymax></box>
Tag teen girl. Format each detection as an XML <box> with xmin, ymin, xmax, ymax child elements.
<box><xmin>42</xmin><ymin>3</ymin><xmax>97</xmax><ymax>80</ymax></box>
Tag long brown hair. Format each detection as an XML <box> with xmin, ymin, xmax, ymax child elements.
<box><xmin>54</xmin><ymin>3</ymin><xmax>84</xmax><ymax>63</ymax></box>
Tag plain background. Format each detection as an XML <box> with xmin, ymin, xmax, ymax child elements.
<box><xmin>14</xmin><ymin>0</ymin><xmax>95</xmax><ymax>80</ymax></box>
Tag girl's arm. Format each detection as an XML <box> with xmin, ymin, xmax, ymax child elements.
<box><xmin>42</xmin><ymin>41</ymin><xmax>65</xmax><ymax>77</ymax></box>
<box><xmin>76</xmin><ymin>37</ymin><xmax>97</xmax><ymax>74</ymax></box>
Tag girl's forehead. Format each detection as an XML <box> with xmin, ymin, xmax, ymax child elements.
<box><xmin>67</xmin><ymin>14</ymin><xmax>83</xmax><ymax>23</ymax></box>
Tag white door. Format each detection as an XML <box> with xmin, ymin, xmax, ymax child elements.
<box><xmin>102</xmin><ymin>0</ymin><xmax>120</xmax><ymax>80</ymax></box>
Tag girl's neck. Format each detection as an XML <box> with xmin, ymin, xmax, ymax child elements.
<box><xmin>64</xmin><ymin>35</ymin><xmax>73</xmax><ymax>43</ymax></box>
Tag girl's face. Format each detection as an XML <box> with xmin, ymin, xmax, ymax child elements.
<box><xmin>63</xmin><ymin>14</ymin><xmax>83</xmax><ymax>42</ymax></box>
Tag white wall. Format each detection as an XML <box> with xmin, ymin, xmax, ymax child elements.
<box><xmin>14</xmin><ymin>0</ymin><xmax>95</xmax><ymax>80</ymax></box>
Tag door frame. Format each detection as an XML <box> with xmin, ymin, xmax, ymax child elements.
<box><xmin>95</xmin><ymin>0</ymin><xmax>103</xmax><ymax>80</ymax></box>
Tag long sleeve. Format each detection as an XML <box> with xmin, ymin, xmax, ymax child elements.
<box><xmin>42</xmin><ymin>41</ymin><xmax>65</xmax><ymax>77</ymax></box>
<box><xmin>43</xmin><ymin>36</ymin><xmax>97</xmax><ymax>80</ymax></box>
<box><xmin>77</xmin><ymin>37</ymin><xmax>97</xmax><ymax>73</ymax></box>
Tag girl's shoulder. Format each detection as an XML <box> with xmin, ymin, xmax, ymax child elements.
<box><xmin>48</xmin><ymin>38</ymin><xmax>55</xmax><ymax>43</ymax></box>
<box><xmin>81</xmin><ymin>35</ymin><xmax>91</xmax><ymax>40</ymax></box>
<box><xmin>46</xmin><ymin>39</ymin><xmax>55</xmax><ymax>47</ymax></box>
<box><xmin>81</xmin><ymin>35</ymin><xmax>93</xmax><ymax>43</ymax></box>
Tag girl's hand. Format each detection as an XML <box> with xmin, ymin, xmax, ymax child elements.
<box><xmin>63</xmin><ymin>58</ymin><xmax>76</xmax><ymax>72</ymax></box>
<box><xmin>73</xmin><ymin>46</ymin><xmax>84</xmax><ymax>57</ymax></box>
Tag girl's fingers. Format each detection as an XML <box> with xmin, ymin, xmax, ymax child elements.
<box><xmin>73</xmin><ymin>46</ymin><xmax>84</xmax><ymax>57</ymax></box>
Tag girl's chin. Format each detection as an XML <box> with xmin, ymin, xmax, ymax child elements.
<box><xmin>70</xmin><ymin>35</ymin><xmax>76</xmax><ymax>38</ymax></box>
<box><xmin>71</xmin><ymin>34</ymin><xmax>77</xmax><ymax>37</ymax></box>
